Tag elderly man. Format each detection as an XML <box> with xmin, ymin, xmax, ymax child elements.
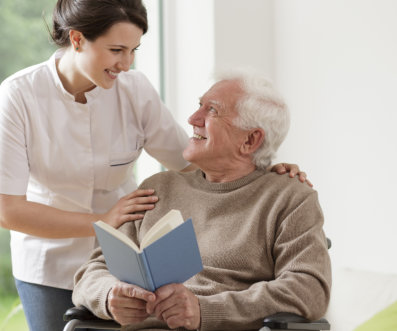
<box><xmin>72</xmin><ymin>70</ymin><xmax>331</xmax><ymax>330</ymax></box>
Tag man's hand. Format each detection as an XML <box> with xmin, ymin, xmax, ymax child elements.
<box><xmin>146</xmin><ymin>284</ymin><xmax>200</xmax><ymax>330</ymax></box>
<box><xmin>107</xmin><ymin>282</ymin><xmax>155</xmax><ymax>325</ymax></box>
<box><xmin>269</xmin><ymin>163</ymin><xmax>313</xmax><ymax>187</ymax></box>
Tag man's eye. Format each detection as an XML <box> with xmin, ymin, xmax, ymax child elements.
<box><xmin>209</xmin><ymin>107</ymin><xmax>217</xmax><ymax>113</ymax></box>
<box><xmin>110</xmin><ymin>49</ymin><xmax>122</xmax><ymax>53</ymax></box>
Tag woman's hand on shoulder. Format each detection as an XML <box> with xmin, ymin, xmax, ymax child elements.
<box><xmin>269</xmin><ymin>163</ymin><xmax>313</xmax><ymax>187</ymax></box>
<box><xmin>101</xmin><ymin>189</ymin><xmax>158</xmax><ymax>228</ymax></box>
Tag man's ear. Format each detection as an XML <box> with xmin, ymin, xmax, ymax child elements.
<box><xmin>240</xmin><ymin>128</ymin><xmax>265</xmax><ymax>155</ymax></box>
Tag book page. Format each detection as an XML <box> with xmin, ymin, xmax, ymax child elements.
<box><xmin>140</xmin><ymin>209</ymin><xmax>184</xmax><ymax>249</ymax></box>
<box><xmin>95</xmin><ymin>221</ymin><xmax>139</xmax><ymax>252</ymax></box>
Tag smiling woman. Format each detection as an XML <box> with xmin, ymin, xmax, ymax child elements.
<box><xmin>0</xmin><ymin>1</ymin><xmax>192</xmax><ymax>330</ymax></box>
<box><xmin>57</xmin><ymin>22</ymin><xmax>144</xmax><ymax>101</ymax></box>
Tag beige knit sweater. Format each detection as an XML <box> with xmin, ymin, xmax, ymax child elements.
<box><xmin>73</xmin><ymin>169</ymin><xmax>331</xmax><ymax>331</ymax></box>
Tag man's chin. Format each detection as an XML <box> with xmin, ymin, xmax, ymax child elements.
<box><xmin>182</xmin><ymin>148</ymin><xmax>197</xmax><ymax>164</ymax></box>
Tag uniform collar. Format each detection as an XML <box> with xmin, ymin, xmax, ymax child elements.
<box><xmin>48</xmin><ymin>49</ymin><xmax>102</xmax><ymax>103</ymax></box>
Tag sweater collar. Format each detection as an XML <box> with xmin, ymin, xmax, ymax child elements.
<box><xmin>192</xmin><ymin>169</ymin><xmax>267</xmax><ymax>192</ymax></box>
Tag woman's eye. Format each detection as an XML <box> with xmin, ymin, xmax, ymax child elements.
<box><xmin>110</xmin><ymin>49</ymin><xmax>122</xmax><ymax>53</ymax></box>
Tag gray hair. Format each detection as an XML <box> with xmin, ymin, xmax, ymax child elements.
<box><xmin>215</xmin><ymin>69</ymin><xmax>290</xmax><ymax>169</ymax></box>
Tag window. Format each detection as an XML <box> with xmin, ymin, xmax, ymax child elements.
<box><xmin>133</xmin><ymin>0</ymin><xmax>164</xmax><ymax>184</ymax></box>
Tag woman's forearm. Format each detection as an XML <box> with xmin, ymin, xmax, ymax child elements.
<box><xmin>0</xmin><ymin>194</ymin><xmax>98</xmax><ymax>238</ymax></box>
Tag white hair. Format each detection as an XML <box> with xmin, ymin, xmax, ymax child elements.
<box><xmin>215</xmin><ymin>68</ymin><xmax>290</xmax><ymax>169</ymax></box>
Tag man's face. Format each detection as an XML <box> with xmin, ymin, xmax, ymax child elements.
<box><xmin>183</xmin><ymin>79</ymin><xmax>249</xmax><ymax>170</ymax></box>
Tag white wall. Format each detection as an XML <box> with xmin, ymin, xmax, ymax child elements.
<box><xmin>169</xmin><ymin>0</ymin><xmax>397</xmax><ymax>274</ymax></box>
<box><xmin>213</xmin><ymin>0</ymin><xmax>275</xmax><ymax>79</ymax></box>
<box><xmin>272</xmin><ymin>0</ymin><xmax>397</xmax><ymax>273</ymax></box>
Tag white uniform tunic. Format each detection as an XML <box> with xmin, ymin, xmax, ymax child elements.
<box><xmin>0</xmin><ymin>50</ymin><xmax>189</xmax><ymax>289</ymax></box>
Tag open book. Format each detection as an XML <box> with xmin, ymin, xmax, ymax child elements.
<box><xmin>93</xmin><ymin>210</ymin><xmax>203</xmax><ymax>292</ymax></box>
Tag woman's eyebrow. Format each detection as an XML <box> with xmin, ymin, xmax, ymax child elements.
<box><xmin>107</xmin><ymin>43</ymin><xmax>141</xmax><ymax>49</ymax></box>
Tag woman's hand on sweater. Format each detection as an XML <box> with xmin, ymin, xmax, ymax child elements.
<box><xmin>269</xmin><ymin>163</ymin><xmax>313</xmax><ymax>187</ymax></box>
<box><xmin>101</xmin><ymin>189</ymin><xmax>159</xmax><ymax>228</ymax></box>
<box><xmin>107</xmin><ymin>282</ymin><xmax>155</xmax><ymax>325</ymax></box>
<box><xmin>146</xmin><ymin>283</ymin><xmax>200</xmax><ymax>330</ymax></box>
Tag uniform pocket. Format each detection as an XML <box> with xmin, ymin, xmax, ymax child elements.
<box><xmin>105</xmin><ymin>138</ymin><xmax>144</xmax><ymax>190</ymax></box>
<box><xmin>110</xmin><ymin>151</ymin><xmax>139</xmax><ymax>167</ymax></box>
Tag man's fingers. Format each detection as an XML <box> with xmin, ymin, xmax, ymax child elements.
<box><xmin>146</xmin><ymin>284</ymin><xmax>176</xmax><ymax>314</ymax></box>
<box><xmin>113</xmin><ymin>283</ymin><xmax>155</xmax><ymax>303</ymax></box>
<box><xmin>108</xmin><ymin>283</ymin><xmax>154</xmax><ymax>325</ymax></box>
<box><xmin>127</xmin><ymin>286</ymin><xmax>156</xmax><ymax>303</ymax></box>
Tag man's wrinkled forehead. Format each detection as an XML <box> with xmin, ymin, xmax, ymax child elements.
<box><xmin>199</xmin><ymin>81</ymin><xmax>235</xmax><ymax>110</ymax></box>
<box><xmin>198</xmin><ymin>95</ymin><xmax>226</xmax><ymax>110</ymax></box>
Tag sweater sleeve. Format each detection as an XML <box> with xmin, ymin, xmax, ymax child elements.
<box><xmin>72</xmin><ymin>221</ymin><xmax>141</xmax><ymax>319</ymax></box>
<box><xmin>197</xmin><ymin>191</ymin><xmax>331</xmax><ymax>331</ymax></box>
<box><xmin>72</xmin><ymin>246</ymin><xmax>118</xmax><ymax>320</ymax></box>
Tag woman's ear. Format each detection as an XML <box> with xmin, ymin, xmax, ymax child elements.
<box><xmin>240</xmin><ymin>128</ymin><xmax>265</xmax><ymax>155</ymax></box>
<box><xmin>69</xmin><ymin>30</ymin><xmax>83</xmax><ymax>50</ymax></box>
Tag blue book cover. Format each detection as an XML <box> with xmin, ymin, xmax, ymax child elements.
<box><xmin>93</xmin><ymin>212</ymin><xmax>203</xmax><ymax>292</ymax></box>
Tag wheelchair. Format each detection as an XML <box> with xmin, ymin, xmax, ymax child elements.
<box><xmin>63</xmin><ymin>305</ymin><xmax>330</xmax><ymax>330</ymax></box>
<box><xmin>64</xmin><ymin>241</ymin><xmax>332</xmax><ymax>331</ymax></box>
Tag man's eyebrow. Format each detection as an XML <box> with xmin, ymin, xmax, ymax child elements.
<box><xmin>208</xmin><ymin>100</ymin><xmax>222</xmax><ymax>107</ymax></box>
<box><xmin>198</xmin><ymin>97</ymin><xmax>223</xmax><ymax>108</ymax></box>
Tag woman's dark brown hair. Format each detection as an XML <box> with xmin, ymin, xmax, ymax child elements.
<box><xmin>51</xmin><ymin>0</ymin><xmax>148</xmax><ymax>47</ymax></box>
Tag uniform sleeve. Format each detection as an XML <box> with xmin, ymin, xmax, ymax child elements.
<box><xmin>0</xmin><ymin>81</ymin><xmax>30</xmax><ymax>195</ymax></box>
<box><xmin>134</xmin><ymin>72</ymin><xmax>190</xmax><ymax>171</ymax></box>
<box><xmin>197</xmin><ymin>191</ymin><xmax>332</xmax><ymax>331</ymax></box>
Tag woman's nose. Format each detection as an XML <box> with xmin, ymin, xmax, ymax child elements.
<box><xmin>117</xmin><ymin>53</ymin><xmax>134</xmax><ymax>72</ymax></box>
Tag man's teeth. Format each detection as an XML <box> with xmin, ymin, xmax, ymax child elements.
<box><xmin>193</xmin><ymin>133</ymin><xmax>205</xmax><ymax>140</ymax></box>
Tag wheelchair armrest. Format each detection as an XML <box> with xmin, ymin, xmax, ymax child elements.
<box><xmin>63</xmin><ymin>306</ymin><xmax>121</xmax><ymax>331</ymax></box>
<box><xmin>63</xmin><ymin>306</ymin><xmax>101</xmax><ymax>321</ymax></box>
<box><xmin>262</xmin><ymin>312</ymin><xmax>330</xmax><ymax>330</ymax></box>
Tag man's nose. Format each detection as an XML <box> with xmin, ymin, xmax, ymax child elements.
<box><xmin>188</xmin><ymin>108</ymin><xmax>205</xmax><ymax>127</ymax></box>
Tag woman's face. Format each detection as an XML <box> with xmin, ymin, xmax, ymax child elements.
<box><xmin>74</xmin><ymin>22</ymin><xmax>143</xmax><ymax>90</ymax></box>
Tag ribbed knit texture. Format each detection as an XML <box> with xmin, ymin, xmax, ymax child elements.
<box><xmin>73</xmin><ymin>169</ymin><xmax>331</xmax><ymax>330</ymax></box>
